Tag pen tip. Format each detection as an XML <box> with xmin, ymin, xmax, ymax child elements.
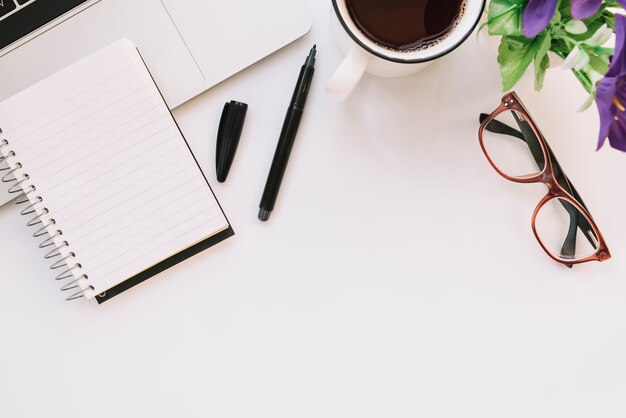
<box><xmin>306</xmin><ymin>45</ymin><xmax>317</xmax><ymax>64</ymax></box>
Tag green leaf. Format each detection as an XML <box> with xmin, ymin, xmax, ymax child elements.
<box><xmin>487</xmin><ymin>0</ymin><xmax>524</xmax><ymax>36</ymax></box>
<box><xmin>535</xmin><ymin>54</ymin><xmax>551</xmax><ymax>91</ymax></box>
<box><xmin>602</xmin><ymin>12</ymin><xmax>616</xmax><ymax>32</ymax></box>
<box><xmin>534</xmin><ymin>33</ymin><xmax>552</xmax><ymax>91</ymax></box>
<box><xmin>587</xmin><ymin>52</ymin><xmax>609</xmax><ymax>75</ymax></box>
<box><xmin>558</xmin><ymin>2</ymin><xmax>573</xmax><ymax>20</ymax></box>
<box><xmin>498</xmin><ymin>35</ymin><xmax>546</xmax><ymax>91</ymax></box>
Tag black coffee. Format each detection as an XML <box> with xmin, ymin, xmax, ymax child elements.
<box><xmin>345</xmin><ymin>0</ymin><xmax>466</xmax><ymax>51</ymax></box>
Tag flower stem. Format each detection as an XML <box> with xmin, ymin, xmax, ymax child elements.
<box><xmin>591</xmin><ymin>47</ymin><xmax>615</xmax><ymax>56</ymax></box>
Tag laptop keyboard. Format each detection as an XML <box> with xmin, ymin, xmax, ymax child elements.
<box><xmin>0</xmin><ymin>0</ymin><xmax>18</xmax><ymax>18</ymax></box>
<box><xmin>0</xmin><ymin>0</ymin><xmax>90</xmax><ymax>50</ymax></box>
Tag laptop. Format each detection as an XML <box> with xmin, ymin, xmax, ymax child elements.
<box><xmin>0</xmin><ymin>0</ymin><xmax>312</xmax><ymax>109</ymax></box>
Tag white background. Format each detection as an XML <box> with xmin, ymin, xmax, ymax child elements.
<box><xmin>2</xmin><ymin>1</ymin><xmax>626</xmax><ymax>417</ymax></box>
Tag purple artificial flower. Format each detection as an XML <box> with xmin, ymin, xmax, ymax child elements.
<box><xmin>596</xmin><ymin>14</ymin><xmax>626</xmax><ymax>151</ymax></box>
<box><xmin>523</xmin><ymin>0</ymin><xmax>559</xmax><ymax>38</ymax></box>
<box><xmin>522</xmin><ymin>0</ymin><xmax>626</xmax><ymax>38</ymax></box>
<box><xmin>570</xmin><ymin>0</ymin><xmax>602</xmax><ymax>20</ymax></box>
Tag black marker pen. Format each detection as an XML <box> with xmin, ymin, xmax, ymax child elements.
<box><xmin>258</xmin><ymin>45</ymin><xmax>316</xmax><ymax>222</ymax></box>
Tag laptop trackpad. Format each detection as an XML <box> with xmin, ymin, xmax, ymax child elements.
<box><xmin>0</xmin><ymin>0</ymin><xmax>204</xmax><ymax>107</ymax></box>
<box><xmin>161</xmin><ymin>0</ymin><xmax>311</xmax><ymax>87</ymax></box>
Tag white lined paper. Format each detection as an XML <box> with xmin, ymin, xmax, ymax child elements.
<box><xmin>0</xmin><ymin>40</ymin><xmax>229</xmax><ymax>299</ymax></box>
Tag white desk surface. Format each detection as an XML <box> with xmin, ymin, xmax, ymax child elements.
<box><xmin>2</xmin><ymin>2</ymin><xmax>626</xmax><ymax>417</ymax></box>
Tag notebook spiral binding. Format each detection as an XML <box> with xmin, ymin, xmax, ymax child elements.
<box><xmin>0</xmin><ymin>135</ymin><xmax>94</xmax><ymax>301</ymax></box>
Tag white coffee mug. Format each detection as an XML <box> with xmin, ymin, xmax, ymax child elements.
<box><xmin>326</xmin><ymin>0</ymin><xmax>486</xmax><ymax>101</ymax></box>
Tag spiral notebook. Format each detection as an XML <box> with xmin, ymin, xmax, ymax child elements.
<box><xmin>0</xmin><ymin>39</ymin><xmax>234</xmax><ymax>303</ymax></box>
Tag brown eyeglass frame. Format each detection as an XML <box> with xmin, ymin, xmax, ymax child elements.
<box><xmin>478</xmin><ymin>92</ymin><xmax>611</xmax><ymax>265</ymax></box>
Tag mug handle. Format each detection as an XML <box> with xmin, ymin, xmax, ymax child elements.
<box><xmin>326</xmin><ymin>45</ymin><xmax>372</xmax><ymax>102</ymax></box>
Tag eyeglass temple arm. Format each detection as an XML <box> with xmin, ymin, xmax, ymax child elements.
<box><xmin>480</xmin><ymin>114</ymin><xmax>595</xmax><ymax>263</ymax></box>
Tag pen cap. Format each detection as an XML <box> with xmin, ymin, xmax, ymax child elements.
<box><xmin>216</xmin><ymin>101</ymin><xmax>248</xmax><ymax>183</ymax></box>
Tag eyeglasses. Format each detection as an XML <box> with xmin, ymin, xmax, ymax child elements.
<box><xmin>478</xmin><ymin>92</ymin><xmax>611</xmax><ymax>266</ymax></box>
